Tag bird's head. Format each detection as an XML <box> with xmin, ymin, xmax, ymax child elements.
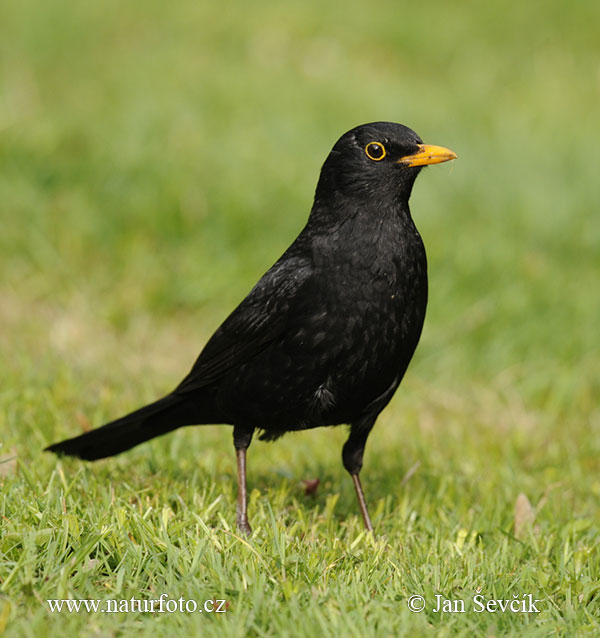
<box><xmin>315</xmin><ymin>122</ymin><xmax>457</xmax><ymax>207</ymax></box>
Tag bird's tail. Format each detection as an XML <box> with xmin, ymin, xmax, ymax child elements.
<box><xmin>45</xmin><ymin>393</ymin><xmax>211</xmax><ymax>461</ymax></box>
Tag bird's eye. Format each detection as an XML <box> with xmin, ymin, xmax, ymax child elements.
<box><xmin>365</xmin><ymin>142</ymin><xmax>386</xmax><ymax>161</ymax></box>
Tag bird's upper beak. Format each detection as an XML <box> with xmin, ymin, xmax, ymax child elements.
<box><xmin>397</xmin><ymin>144</ymin><xmax>458</xmax><ymax>167</ymax></box>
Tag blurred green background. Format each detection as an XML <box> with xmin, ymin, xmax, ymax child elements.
<box><xmin>2</xmin><ymin>0</ymin><xmax>598</xmax><ymax>404</ymax></box>
<box><xmin>1</xmin><ymin>0</ymin><xmax>599</xmax><ymax>635</ymax></box>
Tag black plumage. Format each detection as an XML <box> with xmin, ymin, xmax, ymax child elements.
<box><xmin>46</xmin><ymin>122</ymin><xmax>457</xmax><ymax>534</ymax></box>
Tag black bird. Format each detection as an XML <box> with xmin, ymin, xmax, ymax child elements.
<box><xmin>46</xmin><ymin>122</ymin><xmax>457</xmax><ymax>534</ymax></box>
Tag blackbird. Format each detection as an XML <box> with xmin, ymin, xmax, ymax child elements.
<box><xmin>46</xmin><ymin>122</ymin><xmax>457</xmax><ymax>534</ymax></box>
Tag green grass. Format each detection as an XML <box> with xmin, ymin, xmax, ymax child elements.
<box><xmin>1</xmin><ymin>0</ymin><xmax>599</xmax><ymax>635</ymax></box>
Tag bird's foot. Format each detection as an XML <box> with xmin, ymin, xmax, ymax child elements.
<box><xmin>236</xmin><ymin>516</ymin><xmax>252</xmax><ymax>537</ymax></box>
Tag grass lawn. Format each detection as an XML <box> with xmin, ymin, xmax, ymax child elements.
<box><xmin>1</xmin><ymin>0</ymin><xmax>599</xmax><ymax>635</ymax></box>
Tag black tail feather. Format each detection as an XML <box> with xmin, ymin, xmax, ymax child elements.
<box><xmin>45</xmin><ymin>393</ymin><xmax>214</xmax><ymax>461</ymax></box>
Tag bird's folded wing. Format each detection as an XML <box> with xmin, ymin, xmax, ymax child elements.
<box><xmin>174</xmin><ymin>256</ymin><xmax>313</xmax><ymax>394</ymax></box>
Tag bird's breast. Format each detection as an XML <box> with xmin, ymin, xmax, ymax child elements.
<box><xmin>291</xmin><ymin>233</ymin><xmax>427</xmax><ymax>419</ymax></box>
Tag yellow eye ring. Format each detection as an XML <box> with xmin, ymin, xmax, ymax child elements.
<box><xmin>365</xmin><ymin>142</ymin><xmax>386</xmax><ymax>161</ymax></box>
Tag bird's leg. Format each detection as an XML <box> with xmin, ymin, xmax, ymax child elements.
<box><xmin>342</xmin><ymin>420</ymin><xmax>376</xmax><ymax>533</ymax></box>
<box><xmin>235</xmin><ymin>448</ymin><xmax>251</xmax><ymax>535</ymax></box>
<box><xmin>233</xmin><ymin>425</ymin><xmax>254</xmax><ymax>536</ymax></box>
<box><xmin>351</xmin><ymin>473</ymin><xmax>373</xmax><ymax>532</ymax></box>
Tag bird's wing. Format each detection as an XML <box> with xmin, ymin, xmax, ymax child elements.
<box><xmin>174</xmin><ymin>254</ymin><xmax>313</xmax><ymax>394</ymax></box>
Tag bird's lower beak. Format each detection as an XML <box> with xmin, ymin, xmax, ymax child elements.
<box><xmin>397</xmin><ymin>144</ymin><xmax>458</xmax><ymax>167</ymax></box>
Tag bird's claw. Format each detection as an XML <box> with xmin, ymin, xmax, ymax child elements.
<box><xmin>236</xmin><ymin>517</ymin><xmax>252</xmax><ymax>537</ymax></box>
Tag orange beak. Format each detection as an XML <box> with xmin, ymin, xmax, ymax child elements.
<box><xmin>397</xmin><ymin>144</ymin><xmax>458</xmax><ymax>167</ymax></box>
